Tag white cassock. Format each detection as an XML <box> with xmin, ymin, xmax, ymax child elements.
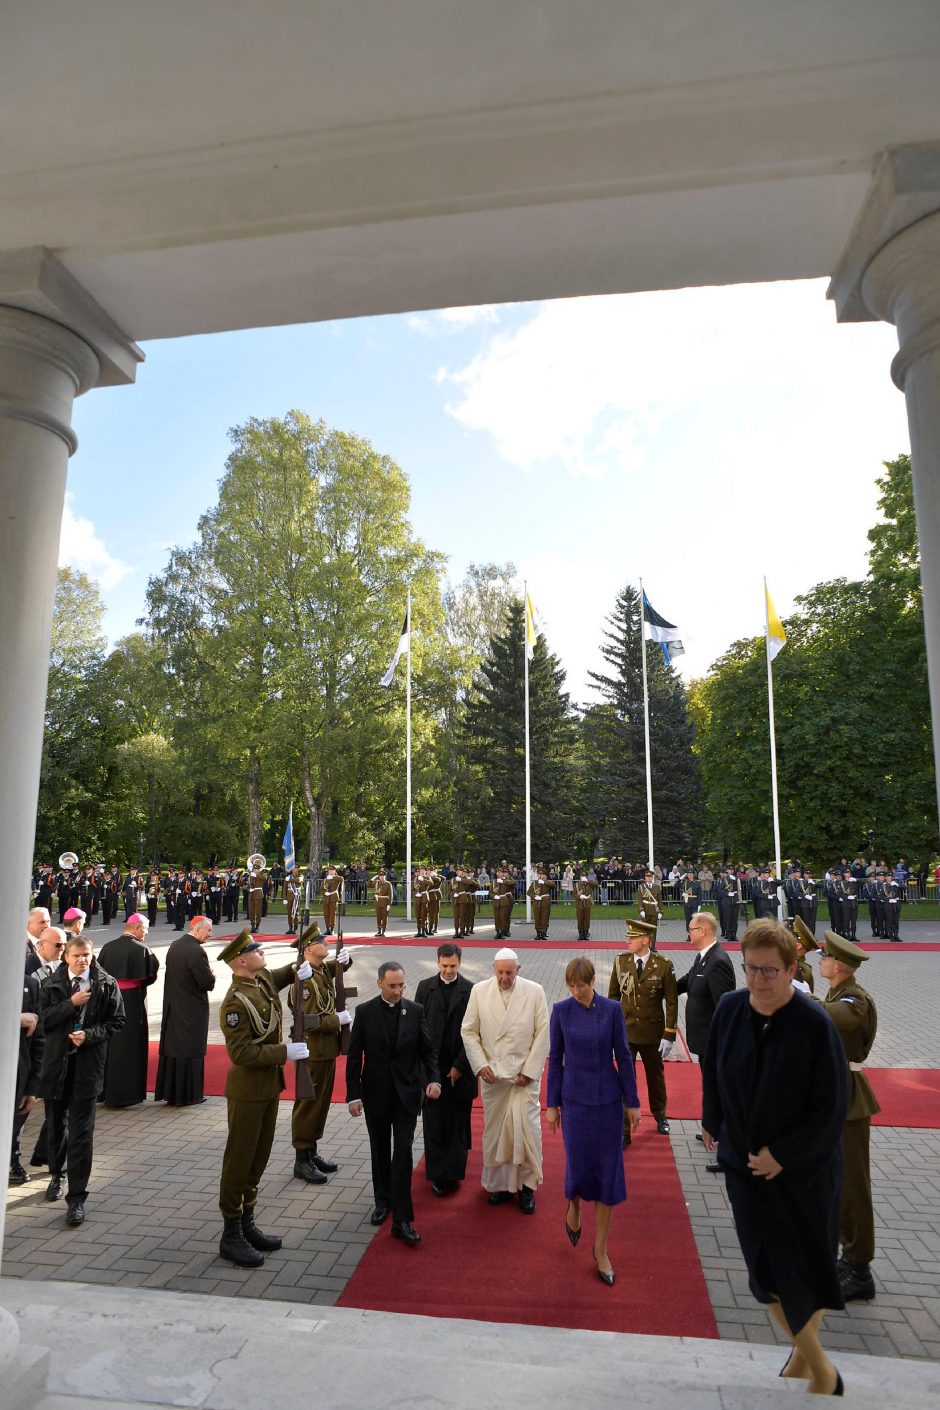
<box><xmin>460</xmin><ymin>975</ymin><xmax>550</xmax><ymax>1192</ymax></box>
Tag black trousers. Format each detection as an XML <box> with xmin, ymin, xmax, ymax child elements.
<box><xmin>46</xmin><ymin>1068</ymin><xmax>98</xmax><ymax>1203</ymax></box>
<box><xmin>364</xmin><ymin>1091</ymin><xmax>417</xmax><ymax>1223</ymax></box>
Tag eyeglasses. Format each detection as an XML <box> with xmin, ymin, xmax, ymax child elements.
<box><xmin>741</xmin><ymin>963</ymin><xmax>782</xmax><ymax>980</ymax></box>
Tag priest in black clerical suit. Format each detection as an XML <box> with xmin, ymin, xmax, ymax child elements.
<box><xmin>346</xmin><ymin>962</ymin><xmax>441</xmax><ymax>1242</ymax></box>
<box><xmin>97</xmin><ymin>915</ymin><xmax>159</xmax><ymax>1107</ymax></box>
<box><xmin>414</xmin><ymin>945</ymin><xmax>476</xmax><ymax>1194</ymax></box>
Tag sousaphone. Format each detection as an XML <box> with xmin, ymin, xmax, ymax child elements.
<box><xmin>247</xmin><ymin>852</ymin><xmax>266</xmax><ymax>871</ymax></box>
<box><xmin>59</xmin><ymin>850</ymin><xmax>79</xmax><ymax>870</ymax></box>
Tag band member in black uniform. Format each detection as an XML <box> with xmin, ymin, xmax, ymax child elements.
<box><xmin>145</xmin><ymin>869</ymin><xmax>161</xmax><ymax>927</ymax></box>
<box><xmin>682</xmin><ymin>870</ymin><xmax>702</xmax><ymax>929</ymax></box>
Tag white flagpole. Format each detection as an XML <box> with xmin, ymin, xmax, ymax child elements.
<box><xmin>524</xmin><ymin>583</ymin><xmax>532</xmax><ymax>924</ymax></box>
<box><xmin>764</xmin><ymin>577</ymin><xmax>784</xmax><ymax>918</ymax></box>
<box><xmin>639</xmin><ymin>579</ymin><xmax>655</xmax><ymax>871</ymax></box>
<box><xmin>406</xmin><ymin>585</ymin><xmax>413</xmax><ymax>924</ymax></box>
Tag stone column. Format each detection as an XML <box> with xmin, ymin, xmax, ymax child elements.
<box><xmin>829</xmin><ymin>145</ymin><xmax>940</xmax><ymax>834</ymax></box>
<box><xmin>0</xmin><ymin>252</ymin><xmax>140</xmax><ymax>1390</ymax></box>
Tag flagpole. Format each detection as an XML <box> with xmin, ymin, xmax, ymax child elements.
<box><xmin>524</xmin><ymin>582</ymin><xmax>532</xmax><ymax>924</ymax></box>
<box><xmin>639</xmin><ymin>579</ymin><xmax>655</xmax><ymax>871</ymax></box>
<box><xmin>764</xmin><ymin>577</ymin><xmax>784</xmax><ymax>919</ymax></box>
<box><xmin>406</xmin><ymin>584</ymin><xmax>412</xmax><ymax>924</ymax></box>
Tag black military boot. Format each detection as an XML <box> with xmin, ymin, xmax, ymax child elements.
<box><xmin>219</xmin><ymin>1217</ymin><xmax>265</xmax><ymax>1267</ymax></box>
<box><xmin>241</xmin><ymin>1206</ymin><xmax>282</xmax><ymax>1252</ymax></box>
<box><xmin>310</xmin><ymin>1145</ymin><xmax>338</xmax><ymax>1174</ymax></box>
<box><xmin>292</xmin><ymin>1149</ymin><xmax>328</xmax><ymax>1184</ymax></box>
<box><xmin>839</xmin><ymin>1260</ymin><xmax>876</xmax><ymax>1301</ymax></box>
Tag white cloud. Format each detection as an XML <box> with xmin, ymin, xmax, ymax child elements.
<box><xmin>408</xmin><ymin>304</ymin><xmax>501</xmax><ymax>336</ymax></box>
<box><xmin>58</xmin><ymin>493</ymin><xmax>133</xmax><ymax>590</ymax></box>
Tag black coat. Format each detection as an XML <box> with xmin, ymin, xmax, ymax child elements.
<box><xmin>345</xmin><ymin>995</ymin><xmax>439</xmax><ymax>1117</ymax></box>
<box><xmin>39</xmin><ymin>960</ymin><xmax>125</xmax><ymax>1101</ymax></box>
<box><xmin>159</xmin><ymin>933</ymin><xmax>216</xmax><ymax>1058</ymax></box>
<box><xmin>413</xmin><ymin>973</ymin><xmax>476</xmax><ymax>1102</ymax></box>
<box><xmin>17</xmin><ymin>972</ymin><xmax>45</xmax><ymax>1102</ymax></box>
<box><xmin>675</xmin><ymin>943</ymin><xmax>736</xmax><ymax>1056</ymax></box>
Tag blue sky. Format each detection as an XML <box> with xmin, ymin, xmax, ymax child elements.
<box><xmin>64</xmin><ymin>280</ymin><xmax>910</xmax><ymax>704</ymax></box>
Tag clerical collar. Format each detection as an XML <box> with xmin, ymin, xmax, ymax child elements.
<box><xmin>440</xmin><ymin>975</ymin><xmax>458</xmax><ymax>985</ymax></box>
<box><xmin>381</xmin><ymin>998</ymin><xmax>401</xmax><ymax>1008</ymax></box>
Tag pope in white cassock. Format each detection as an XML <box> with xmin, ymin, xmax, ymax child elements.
<box><xmin>460</xmin><ymin>949</ymin><xmax>550</xmax><ymax>1213</ymax></box>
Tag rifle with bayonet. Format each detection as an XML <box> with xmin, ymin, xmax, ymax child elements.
<box><xmin>333</xmin><ymin>882</ymin><xmax>357</xmax><ymax>1055</ymax></box>
<box><xmin>292</xmin><ymin>921</ymin><xmax>324</xmax><ymax>1099</ymax></box>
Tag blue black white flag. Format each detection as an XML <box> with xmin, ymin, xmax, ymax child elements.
<box><xmin>282</xmin><ymin>804</ymin><xmax>295</xmax><ymax>872</ymax></box>
<box><xmin>380</xmin><ymin>607</ymin><xmax>410</xmax><ymax>687</ymax></box>
<box><xmin>642</xmin><ymin>592</ymin><xmax>685</xmax><ymax>666</ymax></box>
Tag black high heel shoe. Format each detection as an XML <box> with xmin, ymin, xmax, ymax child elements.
<box><xmin>592</xmin><ymin>1250</ymin><xmax>615</xmax><ymax>1286</ymax></box>
<box><xmin>830</xmin><ymin>1370</ymin><xmax>844</xmax><ymax>1396</ymax></box>
<box><xmin>565</xmin><ymin>1202</ymin><xmax>581</xmax><ymax>1247</ymax></box>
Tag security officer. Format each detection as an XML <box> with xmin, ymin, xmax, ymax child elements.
<box><xmin>574</xmin><ymin>871</ymin><xmax>595</xmax><ymax>942</ymax></box>
<box><xmin>527</xmin><ymin>868</ymin><xmax>552</xmax><ymax>939</ymax></box>
<box><xmin>819</xmin><ymin>931</ymin><xmax>879</xmax><ymax>1302</ymax></box>
<box><xmin>608</xmin><ymin>917</ymin><xmax>678</xmax><ymax>1144</ymax></box>
<box><xmin>372</xmin><ymin>868</ymin><xmax>393</xmax><ymax>936</ymax></box>
<box><xmin>217</xmin><ymin>927</ymin><xmax>312</xmax><ymax>1267</ymax></box>
<box><xmin>289</xmin><ymin>924</ymin><xmax>353</xmax><ymax>1184</ymax></box>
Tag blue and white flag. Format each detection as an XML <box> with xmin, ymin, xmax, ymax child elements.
<box><xmin>642</xmin><ymin>592</ymin><xmax>685</xmax><ymax>666</ymax></box>
<box><xmin>380</xmin><ymin>607</ymin><xmax>410</xmax><ymax>687</ymax></box>
<box><xmin>282</xmin><ymin>804</ymin><xmax>295</xmax><ymax>872</ymax></box>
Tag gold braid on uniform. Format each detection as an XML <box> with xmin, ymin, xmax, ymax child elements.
<box><xmin>311</xmin><ymin>968</ymin><xmax>336</xmax><ymax>1017</ymax></box>
<box><xmin>234</xmin><ymin>989</ymin><xmax>282</xmax><ymax>1041</ymax></box>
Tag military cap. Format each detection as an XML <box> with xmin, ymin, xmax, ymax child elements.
<box><xmin>820</xmin><ymin>930</ymin><xmax>868</xmax><ymax>969</ymax></box>
<box><xmin>297</xmin><ymin>920</ymin><xmax>323</xmax><ymax>953</ymax></box>
<box><xmin>218</xmin><ymin>926</ymin><xmax>261</xmax><ymax>964</ymax></box>
<box><xmin>626</xmin><ymin>917</ymin><xmax>657</xmax><ymax>939</ymax></box>
<box><xmin>792</xmin><ymin>916</ymin><xmax>819</xmax><ymax>953</ymax></box>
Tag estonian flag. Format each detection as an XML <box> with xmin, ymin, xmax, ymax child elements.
<box><xmin>642</xmin><ymin>591</ymin><xmax>685</xmax><ymax>666</ymax></box>
<box><xmin>381</xmin><ymin>607</ymin><xmax>410</xmax><ymax>687</ymax></box>
<box><xmin>282</xmin><ymin>804</ymin><xmax>295</xmax><ymax>873</ymax></box>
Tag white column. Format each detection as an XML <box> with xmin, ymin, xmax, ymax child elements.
<box><xmin>829</xmin><ymin>147</ymin><xmax>940</xmax><ymax>834</ymax></box>
<box><xmin>0</xmin><ymin>254</ymin><xmax>140</xmax><ymax>1386</ymax></box>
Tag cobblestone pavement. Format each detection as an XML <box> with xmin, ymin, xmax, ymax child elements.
<box><xmin>4</xmin><ymin>912</ymin><xmax>939</xmax><ymax>1356</ymax></box>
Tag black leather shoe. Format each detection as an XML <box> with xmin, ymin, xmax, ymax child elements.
<box><xmin>65</xmin><ymin>1201</ymin><xmax>85</xmax><ymax>1227</ymax></box>
<box><xmin>593</xmin><ymin>1251</ymin><xmax>615</xmax><ymax>1286</ymax></box>
<box><xmin>45</xmin><ymin>1176</ymin><xmax>64</xmax><ymax>1201</ymax></box>
<box><xmin>622</xmin><ymin>1133</ymin><xmax>632</xmax><ymax>1148</ymax></box>
<box><xmin>370</xmin><ymin>1203</ymin><xmax>390</xmax><ymax>1225</ymax></box>
<box><xmin>517</xmin><ymin>1186</ymin><xmax>536</xmax><ymax>1214</ymax></box>
<box><xmin>391</xmin><ymin>1221</ymin><xmax>421</xmax><ymax>1244</ymax></box>
<box><xmin>9</xmin><ymin>1161</ymin><xmax>29</xmax><ymax>1186</ymax></box>
<box><xmin>431</xmin><ymin>1181</ymin><xmax>448</xmax><ymax>1196</ymax></box>
<box><xmin>311</xmin><ymin>1153</ymin><xmax>338</xmax><ymax>1173</ymax></box>
<box><xmin>705</xmin><ymin>1161</ymin><xmax>722</xmax><ymax>1173</ymax></box>
<box><xmin>839</xmin><ymin>1261</ymin><xmax>876</xmax><ymax>1302</ymax></box>
<box><xmin>695</xmin><ymin>1133</ymin><xmax>705</xmax><ymax>1143</ymax></box>
<box><xmin>656</xmin><ymin>1118</ymin><xmax>671</xmax><ymax>1135</ymax></box>
<box><xmin>488</xmin><ymin>1191</ymin><xmax>512</xmax><ymax>1205</ymax></box>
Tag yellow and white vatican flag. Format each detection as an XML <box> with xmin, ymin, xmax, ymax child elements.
<box><xmin>764</xmin><ymin>579</ymin><xmax>785</xmax><ymax>911</ymax></box>
<box><xmin>524</xmin><ymin>590</ymin><xmax>540</xmax><ymax>661</ymax></box>
<box><xmin>765</xmin><ymin>585</ymin><xmax>786</xmax><ymax>662</ymax></box>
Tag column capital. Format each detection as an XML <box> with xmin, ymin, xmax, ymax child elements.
<box><xmin>0</xmin><ymin>247</ymin><xmax>143</xmax><ymax>387</ymax></box>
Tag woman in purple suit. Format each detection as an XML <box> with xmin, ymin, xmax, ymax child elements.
<box><xmin>546</xmin><ymin>956</ymin><xmax>640</xmax><ymax>1285</ymax></box>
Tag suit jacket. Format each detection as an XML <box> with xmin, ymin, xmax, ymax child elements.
<box><xmin>18</xmin><ymin>971</ymin><xmax>45</xmax><ymax>1102</ymax></box>
<box><xmin>39</xmin><ymin>960</ymin><xmax>125</xmax><ymax>1101</ymax></box>
<box><xmin>460</xmin><ymin>975</ymin><xmax>549</xmax><ymax>1082</ymax></box>
<box><xmin>345</xmin><ymin>995</ymin><xmax>439</xmax><ymax>1117</ymax></box>
<box><xmin>413</xmin><ymin>972</ymin><xmax>476</xmax><ymax>1100</ymax></box>
<box><xmin>675</xmin><ymin>943</ymin><xmax>736</xmax><ymax>1057</ymax></box>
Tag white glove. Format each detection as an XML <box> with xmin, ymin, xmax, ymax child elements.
<box><xmin>336</xmin><ymin>947</ymin><xmax>352</xmax><ymax>967</ymax></box>
<box><xmin>295</xmin><ymin>960</ymin><xmax>313</xmax><ymax>981</ymax></box>
<box><xmin>658</xmin><ymin>1038</ymin><xmax>676</xmax><ymax>1059</ymax></box>
<box><xmin>286</xmin><ymin>1041</ymin><xmax>310</xmax><ymax>1061</ymax></box>
<box><xmin>337</xmin><ymin>1009</ymin><xmax>353</xmax><ymax>1027</ymax></box>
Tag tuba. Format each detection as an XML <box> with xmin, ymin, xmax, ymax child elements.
<box><xmin>59</xmin><ymin>850</ymin><xmax>79</xmax><ymax>870</ymax></box>
<box><xmin>247</xmin><ymin>852</ymin><xmax>266</xmax><ymax>870</ymax></box>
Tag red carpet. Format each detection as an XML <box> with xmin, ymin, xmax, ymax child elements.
<box><xmin>336</xmin><ymin>1106</ymin><xmax>717</xmax><ymax>1335</ymax></box>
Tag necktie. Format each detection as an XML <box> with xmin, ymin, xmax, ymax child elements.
<box><xmin>71</xmin><ymin>977</ymin><xmax>81</xmax><ymax>993</ymax></box>
<box><xmin>71</xmin><ymin>976</ymin><xmax>83</xmax><ymax>1031</ymax></box>
<box><xmin>636</xmin><ymin>959</ymin><xmax>644</xmax><ymax>981</ymax></box>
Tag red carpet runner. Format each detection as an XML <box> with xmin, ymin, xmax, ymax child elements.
<box><xmin>337</xmin><ymin>1106</ymin><xmax>717</xmax><ymax>1335</ymax></box>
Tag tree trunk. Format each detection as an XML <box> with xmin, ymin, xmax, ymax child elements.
<box><xmin>247</xmin><ymin>747</ymin><xmax>262</xmax><ymax>855</ymax></box>
<box><xmin>302</xmin><ymin>749</ymin><xmax>326</xmax><ymax>888</ymax></box>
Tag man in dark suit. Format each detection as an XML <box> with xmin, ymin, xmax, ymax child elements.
<box><xmin>346</xmin><ymin>961</ymin><xmax>441</xmax><ymax>1244</ymax></box>
<box><xmin>11</xmin><ymin>969</ymin><xmax>45</xmax><ymax>1185</ymax></box>
<box><xmin>414</xmin><ymin>943</ymin><xmax>476</xmax><ymax>1196</ymax></box>
<box><xmin>676</xmin><ymin>910</ymin><xmax>735</xmax><ymax>1172</ymax></box>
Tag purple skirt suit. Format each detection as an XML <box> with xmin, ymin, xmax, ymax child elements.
<box><xmin>547</xmin><ymin>994</ymin><xmax>639</xmax><ymax>1205</ymax></box>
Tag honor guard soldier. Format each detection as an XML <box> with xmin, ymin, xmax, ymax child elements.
<box><xmin>720</xmin><ymin>870</ymin><xmax>741</xmax><ymax>941</ymax></box>
<box><xmin>372</xmin><ymin>868</ymin><xmax>393</xmax><ymax>936</ymax></box>
<box><xmin>842</xmin><ymin>873</ymin><xmax>859</xmax><ymax>940</ymax></box>
<box><xmin>207</xmin><ymin>867</ymin><xmax>224</xmax><ymax>925</ymax></box>
<box><xmin>527</xmin><ymin>868</ymin><xmax>552</xmax><ymax>939</ymax></box>
<box><xmin>574</xmin><ymin>871</ymin><xmax>596</xmax><ymax>941</ymax></box>
<box><xmin>462</xmin><ymin>868</ymin><xmax>478</xmax><ymax>936</ymax></box>
<box><xmin>284</xmin><ymin>868</ymin><xmax>301</xmax><ymax>935</ymax></box>
<box><xmin>491</xmin><ymin>869</ymin><xmax>514</xmax><ymax>940</ymax></box>
<box><xmin>246</xmin><ymin>857</ymin><xmax>266</xmax><ymax>933</ymax></box>
<box><xmin>217</xmin><ymin>926</ymin><xmax>313</xmax><ymax>1267</ymax></box>
<box><xmin>792</xmin><ymin>916</ymin><xmax>818</xmax><ymax>992</ymax></box>
<box><xmin>608</xmin><ymin>918</ymin><xmax>678</xmax><ymax>1143</ymax></box>
<box><xmin>827</xmin><ymin>873</ymin><xmax>845</xmax><ymax>937</ymax></box>
<box><xmin>102</xmin><ymin>866</ymin><xmax>121</xmax><ymax>927</ymax></box>
<box><xmin>289</xmin><ymin>925</ymin><xmax>353</xmax><ymax>1184</ymax></box>
<box><xmin>321</xmin><ymin>864</ymin><xmax>343</xmax><ymax>935</ymax></box>
<box><xmin>224</xmin><ymin>868</ymin><xmax>240</xmax><ymax>923</ymax></box>
<box><xmin>426</xmin><ymin>868</ymin><xmax>443</xmax><ymax>935</ymax></box>
<box><xmin>122</xmin><ymin>869</ymin><xmax>141</xmax><ymax>923</ymax></box>
<box><xmin>451</xmin><ymin>869</ymin><xmax>465</xmax><ymax>939</ymax></box>
<box><xmin>145</xmin><ymin>870</ymin><xmax>161</xmax><ymax>927</ymax></box>
<box><xmin>682</xmin><ymin>870</ymin><xmax>702</xmax><ymax>929</ymax></box>
<box><xmin>819</xmin><ymin>932</ymin><xmax>879</xmax><ymax>1302</ymax></box>
<box><xmin>414</xmin><ymin>866</ymin><xmax>431</xmax><ymax>938</ymax></box>
<box><xmin>884</xmin><ymin>873</ymin><xmax>903</xmax><ymax>941</ymax></box>
<box><xmin>799</xmin><ymin>871</ymin><xmax>819</xmax><ymax>933</ymax></box>
<box><xmin>637</xmin><ymin>871</ymin><xmax>662</xmax><ymax>947</ymax></box>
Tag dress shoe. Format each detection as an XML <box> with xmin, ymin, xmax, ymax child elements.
<box><xmin>9</xmin><ymin>1160</ymin><xmax>29</xmax><ymax>1186</ymax></box>
<box><xmin>391</xmin><ymin>1221</ymin><xmax>421</xmax><ymax>1245</ymax></box>
<box><xmin>293</xmin><ymin>1150</ymin><xmax>328</xmax><ymax>1184</ymax></box>
<box><xmin>517</xmin><ymin>1186</ymin><xmax>536</xmax><ymax>1214</ymax></box>
<box><xmin>565</xmin><ymin>1203</ymin><xmax>581</xmax><ymax>1247</ymax></box>
<box><xmin>622</xmin><ymin>1132</ymin><xmax>631</xmax><ymax>1148</ymax></box>
<box><xmin>311</xmin><ymin>1153</ymin><xmax>338</xmax><ymax>1173</ymax></box>
<box><xmin>656</xmin><ymin>1117</ymin><xmax>671</xmax><ymax>1135</ymax></box>
<box><xmin>831</xmin><ymin>1371</ymin><xmax>844</xmax><ymax>1396</ymax></box>
<box><xmin>695</xmin><ymin>1133</ymin><xmax>705</xmax><ymax>1144</ymax></box>
<box><xmin>705</xmin><ymin>1161</ymin><xmax>722</xmax><ymax>1173</ymax></box>
<box><xmin>839</xmin><ymin>1260</ymin><xmax>875</xmax><ymax>1302</ymax></box>
<box><xmin>431</xmin><ymin>1181</ymin><xmax>448</xmax><ymax>1196</ymax></box>
<box><xmin>45</xmin><ymin>1175</ymin><xmax>64</xmax><ymax>1202</ymax></box>
<box><xmin>488</xmin><ymin>1191</ymin><xmax>512</xmax><ymax>1206</ymax></box>
<box><xmin>370</xmin><ymin>1203</ymin><xmax>390</xmax><ymax>1225</ymax></box>
<box><xmin>593</xmin><ymin>1251</ymin><xmax>615</xmax><ymax>1286</ymax></box>
<box><xmin>65</xmin><ymin>1201</ymin><xmax>85</xmax><ymax>1227</ymax></box>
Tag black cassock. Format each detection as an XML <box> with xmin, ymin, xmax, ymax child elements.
<box><xmin>97</xmin><ymin>934</ymin><xmax>159</xmax><ymax>1107</ymax></box>
<box><xmin>413</xmin><ymin>972</ymin><xmax>476</xmax><ymax>1185</ymax></box>
<box><xmin>155</xmin><ymin>933</ymin><xmax>216</xmax><ymax>1105</ymax></box>
<box><xmin>702</xmin><ymin>988</ymin><xmax>849</xmax><ymax>1335</ymax></box>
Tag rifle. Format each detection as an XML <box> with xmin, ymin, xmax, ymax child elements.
<box><xmin>333</xmin><ymin>886</ymin><xmax>357</xmax><ymax>1055</ymax></box>
<box><xmin>292</xmin><ymin>922</ymin><xmax>324</xmax><ymax>1100</ymax></box>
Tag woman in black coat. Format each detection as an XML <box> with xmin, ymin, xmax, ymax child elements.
<box><xmin>702</xmin><ymin>918</ymin><xmax>849</xmax><ymax>1396</ymax></box>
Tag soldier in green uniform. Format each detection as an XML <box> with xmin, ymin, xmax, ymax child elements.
<box><xmin>372</xmin><ymin>867</ymin><xmax>393</xmax><ymax>936</ymax></box>
<box><xmin>574</xmin><ymin>871</ymin><xmax>595</xmax><ymax>942</ymax></box>
<box><xmin>491</xmin><ymin>868</ymin><xmax>514</xmax><ymax>940</ymax></box>
<box><xmin>792</xmin><ymin>916</ymin><xmax>818</xmax><ymax>993</ymax></box>
<box><xmin>463</xmin><ymin>868</ymin><xmax>478</xmax><ymax>936</ymax></box>
<box><xmin>246</xmin><ymin>862</ymin><xmax>266</xmax><ymax>933</ymax></box>
<box><xmin>426</xmin><ymin>868</ymin><xmax>443</xmax><ymax>936</ymax></box>
<box><xmin>636</xmin><ymin>871</ymin><xmax>663</xmax><ymax>948</ymax></box>
<box><xmin>608</xmin><ymin>918</ymin><xmax>678</xmax><ymax>1144</ymax></box>
<box><xmin>527</xmin><ymin>868</ymin><xmax>552</xmax><ymax>939</ymax></box>
<box><xmin>217</xmin><ymin>927</ymin><xmax>312</xmax><ymax>1267</ymax></box>
<box><xmin>321</xmin><ymin>864</ymin><xmax>343</xmax><ymax>935</ymax></box>
<box><xmin>289</xmin><ymin>925</ymin><xmax>353</xmax><ymax>1184</ymax></box>
<box><xmin>819</xmin><ymin>931</ymin><xmax>880</xmax><ymax>1302</ymax></box>
<box><xmin>413</xmin><ymin>866</ymin><xmax>431</xmax><ymax>938</ymax></box>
